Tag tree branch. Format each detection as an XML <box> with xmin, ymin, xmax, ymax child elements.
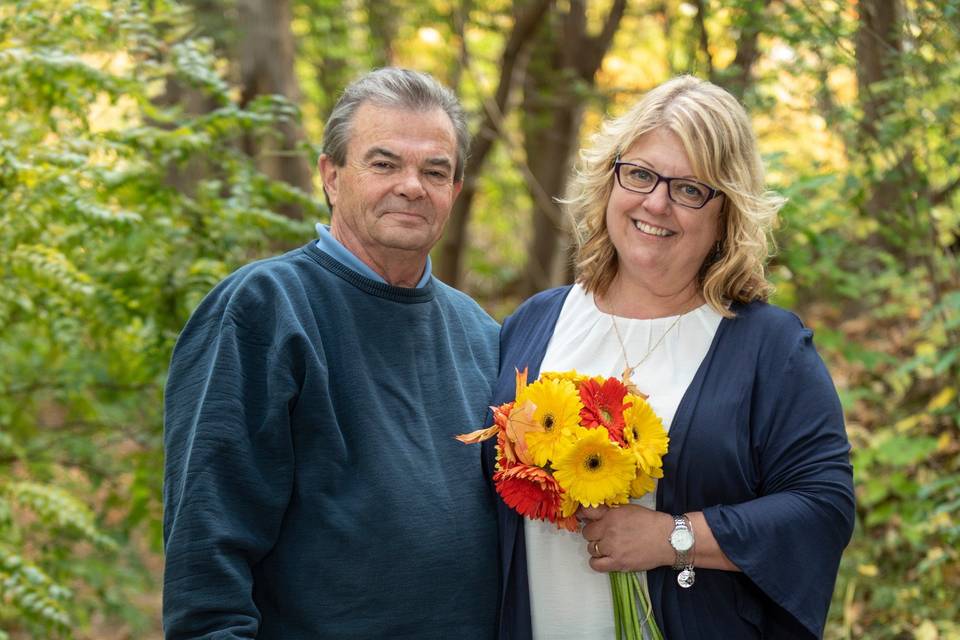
<box><xmin>931</xmin><ymin>174</ymin><xmax>960</xmax><ymax>207</ymax></box>
<box><xmin>692</xmin><ymin>0</ymin><xmax>715</xmax><ymax>81</ymax></box>
<box><xmin>579</xmin><ymin>0</ymin><xmax>627</xmax><ymax>78</ymax></box>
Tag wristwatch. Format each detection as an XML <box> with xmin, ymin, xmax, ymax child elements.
<box><xmin>669</xmin><ymin>514</ymin><xmax>696</xmax><ymax>588</ymax></box>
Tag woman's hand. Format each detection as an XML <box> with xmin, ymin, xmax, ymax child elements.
<box><xmin>580</xmin><ymin>506</ymin><xmax>742</xmax><ymax>574</ymax></box>
<box><xmin>579</xmin><ymin>504</ymin><xmax>675</xmax><ymax>573</ymax></box>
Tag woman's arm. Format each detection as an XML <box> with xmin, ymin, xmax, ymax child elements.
<box><xmin>579</xmin><ymin>505</ymin><xmax>740</xmax><ymax>573</ymax></box>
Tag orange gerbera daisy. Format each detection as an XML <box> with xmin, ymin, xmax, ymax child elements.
<box><xmin>578</xmin><ymin>377</ymin><xmax>632</xmax><ymax>445</ymax></box>
<box><xmin>493</xmin><ymin>464</ymin><xmax>563</xmax><ymax>523</ymax></box>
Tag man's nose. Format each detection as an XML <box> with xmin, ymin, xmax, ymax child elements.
<box><xmin>394</xmin><ymin>167</ymin><xmax>426</xmax><ymax>199</ymax></box>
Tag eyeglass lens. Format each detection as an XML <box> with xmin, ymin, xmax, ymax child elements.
<box><xmin>618</xmin><ymin>165</ymin><xmax>711</xmax><ymax>208</ymax></box>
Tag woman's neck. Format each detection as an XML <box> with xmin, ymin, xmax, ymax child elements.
<box><xmin>594</xmin><ymin>275</ymin><xmax>704</xmax><ymax>319</ymax></box>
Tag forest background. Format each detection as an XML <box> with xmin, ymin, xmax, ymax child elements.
<box><xmin>0</xmin><ymin>0</ymin><xmax>957</xmax><ymax>638</ymax></box>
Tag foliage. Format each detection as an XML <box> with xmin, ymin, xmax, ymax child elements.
<box><xmin>0</xmin><ymin>0</ymin><xmax>316</xmax><ymax>636</ymax></box>
<box><xmin>1</xmin><ymin>0</ymin><xmax>958</xmax><ymax>638</ymax></box>
<box><xmin>763</xmin><ymin>1</ymin><xmax>960</xmax><ymax>637</ymax></box>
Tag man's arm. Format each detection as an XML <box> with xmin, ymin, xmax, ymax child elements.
<box><xmin>162</xmin><ymin>306</ymin><xmax>296</xmax><ymax>639</ymax></box>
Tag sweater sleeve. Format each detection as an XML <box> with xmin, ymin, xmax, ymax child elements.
<box><xmin>702</xmin><ymin>330</ymin><xmax>855</xmax><ymax>638</ymax></box>
<box><xmin>162</xmin><ymin>302</ymin><xmax>297</xmax><ymax>639</ymax></box>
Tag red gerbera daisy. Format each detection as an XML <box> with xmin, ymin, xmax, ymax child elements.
<box><xmin>493</xmin><ymin>464</ymin><xmax>563</xmax><ymax>523</ymax></box>
<box><xmin>579</xmin><ymin>377</ymin><xmax>632</xmax><ymax>445</ymax></box>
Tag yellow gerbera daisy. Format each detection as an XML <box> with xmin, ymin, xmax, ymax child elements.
<box><xmin>559</xmin><ymin>488</ymin><xmax>578</xmax><ymax>519</ymax></box>
<box><xmin>629</xmin><ymin>467</ymin><xmax>663</xmax><ymax>499</ymax></box>
<box><xmin>519</xmin><ymin>377</ymin><xmax>583</xmax><ymax>466</ymax></box>
<box><xmin>623</xmin><ymin>395</ymin><xmax>669</xmax><ymax>476</ymax></box>
<box><xmin>553</xmin><ymin>427</ymin><xmax>635</xmax><ymax>507</ymax></box>
<box><xmin>538</xmin><ymin>369</ymin><xmax>590</xmax><ymax>386</ymax></box>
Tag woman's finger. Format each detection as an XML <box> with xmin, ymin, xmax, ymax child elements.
<box><xmin>577</xmin><ymin>505</ymin><xmax>609</xmax><ymax>521</ymax></box>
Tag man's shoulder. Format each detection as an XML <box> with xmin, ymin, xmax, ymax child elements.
<box><xmin>223</xmin><ymin>243</ymin><xmax>317</xmax><ymax>291</ymax></box>
<box><xmin>432</xmin><ymin>279</ymin><xmax>498</xmax><ymax>328</ymax></box>
<box><xmin>184</xmin><ymin>244</ymin><xmax>323</xmax><ymax>330</ymax></box>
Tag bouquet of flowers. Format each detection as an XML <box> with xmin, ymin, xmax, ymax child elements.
<box><xmin>457</xmin><ymin>369</ymin><xmax>668</xmax><ymax>640</ymax></box>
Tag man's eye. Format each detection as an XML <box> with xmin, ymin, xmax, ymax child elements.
<box><xmin>371</xmin><ymin>161</ymin><xmax>394</xmax><ymax>170</ymax></box>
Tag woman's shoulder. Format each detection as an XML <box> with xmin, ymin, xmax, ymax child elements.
<box><xmin>729</xmin><ymin>299</ymin><xmax>807</xmax><ymax>335</ymax></box>
<box><xmin>504</xmin><ymin>285</ymin><xmax>573</xmax><ymax>327</ymax></box>
<box><xmin>723</xmin><ymin>300</ymin><xmax>820</xmax><ymax>367</ymax></box>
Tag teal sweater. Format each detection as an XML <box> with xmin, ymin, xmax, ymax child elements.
<box><xmin>162</xmin><ymin>243</ymin><xmax>499</xmax><ymax>639</ymax></box>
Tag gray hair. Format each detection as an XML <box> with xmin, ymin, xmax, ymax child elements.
<box><xmin>322</xmin><ymin>68</ymin><xmax>470</xmax><ymax>182</ymax></box>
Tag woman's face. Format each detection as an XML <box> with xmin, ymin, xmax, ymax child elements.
<box><xmin>605</xmin><ymin>128</ymin><xmax>723</xmax><ymax>301</ymax></box>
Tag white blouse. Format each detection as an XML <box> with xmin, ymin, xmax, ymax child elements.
<box><xmin>525</xmin><ymin>284</ymin><xmax>722</xmax><ymax>639</ymax></box>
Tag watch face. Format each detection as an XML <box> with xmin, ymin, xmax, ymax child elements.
<box><xmin>671</xmin><ymin>528</ymin><xmax>694</xmax><ymax>551</ymax></box>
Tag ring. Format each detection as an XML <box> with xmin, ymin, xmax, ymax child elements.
<box><xmin>592</xmin><ymin>540</ymin><xmax>602</xmax><ymax>557</ymax></box>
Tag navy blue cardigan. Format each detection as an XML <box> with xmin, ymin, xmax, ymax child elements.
<box><xmin>482</xmin><ymin>287</ymin><xmax>855</xmax><ymax>639</ymax></box>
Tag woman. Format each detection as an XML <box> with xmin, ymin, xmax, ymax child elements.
<box><xmin>483</xmin><ymin>76</ymin><xmax>855</xmax><ymax>639</ymax></box>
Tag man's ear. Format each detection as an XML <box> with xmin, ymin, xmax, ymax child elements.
<box><xmin>452</xmin><ymin>178</ymin><xmax>464</xmax><ymax>201</ymax></box>
<box><xmin>318</xmin><ymin>154</ymin><xmax>339</xmax><ymax>207</ymax></box>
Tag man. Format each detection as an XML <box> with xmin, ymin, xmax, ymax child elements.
<box><xmin>162</xmin><ymin>68</ymin><xmax>498</xmax><ymax>639</ymax></box>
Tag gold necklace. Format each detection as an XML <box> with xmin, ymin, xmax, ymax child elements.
<box><xmin>609</xmin><ymin>311</ymin><xmax>683</xmax><ymax>383</ymax></box>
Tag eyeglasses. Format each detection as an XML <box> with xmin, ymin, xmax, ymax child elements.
<box><xmin>612</xmin><ymin>154</ymin><xmax>722</xmax><ymax>209</ymax></box>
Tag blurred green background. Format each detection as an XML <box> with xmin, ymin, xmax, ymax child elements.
<box><xmin>0</xmin><ymin>0</ymin><xmax>957</xmax><ymax>638</ymax></box>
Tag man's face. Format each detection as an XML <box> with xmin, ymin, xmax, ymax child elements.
<box><xmin>319</xmin><ymin>102</ymin><xmax>462</xmax><ymax>272</ymax></box>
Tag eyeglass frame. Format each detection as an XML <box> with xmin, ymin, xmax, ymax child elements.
<box><xmin>612</xmin><ymin>154</ymin><xmax>723</xmax><ymax>210</ymax></box>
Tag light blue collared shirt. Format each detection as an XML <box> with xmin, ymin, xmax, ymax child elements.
<box><xmin>315</xmin><ymin>223</ymin><xmax>432</xmax><ymax>288</ymax></box>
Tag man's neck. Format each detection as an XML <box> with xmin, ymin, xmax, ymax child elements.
<box><xmin>329</xmin><ymin>224</ymin><xmax>427</xmax><ymax>288</ymax></box>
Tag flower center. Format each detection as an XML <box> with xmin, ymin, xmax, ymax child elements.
<box><xmin>543</xmin><ymin>414</ymin><xmax>555</xmax><ymax>431</ymax></box>
<box><xmin>584</xmin><ymin>453</ymin><xmax>602</xmax><ymax>472</ymax></box>
<box><xmin>601</xmin><ymin>408</ymin><xmax>613</xmax><ymax>424</ymax></box>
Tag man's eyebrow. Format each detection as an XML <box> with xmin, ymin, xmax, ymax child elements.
<box><xmin>425</xmin><ymin>157</ymin><xmax>453</xmax><ymax>169</ymax></box>
<box><xmin>363</xmin><ymin>147</ymin><xmax>401</xmax><ymax>161</ymax></box>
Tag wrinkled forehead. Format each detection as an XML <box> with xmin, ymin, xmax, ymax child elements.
<box><xmin>347</xmin><ymin>103</ymin><xmax>457</xmax><ymax>158</ymax></box>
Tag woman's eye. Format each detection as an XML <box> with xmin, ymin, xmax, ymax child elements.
<box><xmin>629</xmin><ymin>168</ymin><xmax>653</xmax><ymax>181</ymax></box>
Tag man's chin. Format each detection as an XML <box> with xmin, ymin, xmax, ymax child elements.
<box><xmin>374</xmin><ymin>226</ymin><xmax>442</xmax><ymax>253</ymax></box>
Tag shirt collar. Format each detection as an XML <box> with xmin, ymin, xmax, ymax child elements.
<box><xmin>315</xmin><ymin>223</ymin><xmax>432</xmax><ymax>288</ymax></box>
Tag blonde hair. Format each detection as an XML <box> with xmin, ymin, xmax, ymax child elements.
<box><xmin>567</xmin><ymin>75</ymin><xmax>784</xmax><ymax>317</ymax></box>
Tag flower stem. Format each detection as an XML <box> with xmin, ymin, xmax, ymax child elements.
<box><xmin>609</xmin><ymin>571</ymin><xmax>663</xmax><ymax>640</ymax></box>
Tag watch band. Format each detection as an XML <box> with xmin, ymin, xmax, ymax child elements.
<box><xmin>670</xmin><ymin>514</ymin><xmax>696</xmax><ymax>588</ymax></box>
<box><xmin>671</xmin><ymin>514</ymin><xmax>691</xmax><ymax>570</ymax></box>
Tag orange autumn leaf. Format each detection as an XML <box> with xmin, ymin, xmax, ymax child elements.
<box><xmin>454</xmin><ymin>423</ymin><xmax>500</xmax><ymax>444</ymax></box>
<box><xmin>505</xmin><ymin>400</ymin><xmax>537</xmax><ymax>466</ymax></box>
<box><xmin>515</xmin><ymin>367</ymin><xmax>529</xmax><ymax>398</ymax></box>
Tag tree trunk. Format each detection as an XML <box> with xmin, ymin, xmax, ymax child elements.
<box><xmin>153</xmin><ymin>0</ymin><xmax>233</xmax><ymax>194</ymax></box>
<box><xmin>238</xmin><ymin>0</ymin><xmax>314</xmax><ymax>218</ymax></box>
<box><xmin>855</xmin><ymin>0</ymin><xmax>912</xmax><ymax>254</ymax></box>
<box><xmin>517</xmin><ymin>0</ymin><xmax>626</xmax><ymax>298</ymax></box>
<box><xmin>366</xmin><ymin>0</ymin><xmax>399</xmax><ymax>67</ymax></box>
<box><xmin>435</xmin><ymin>0</ymin><xmax>554</xmax><ymax>286</ymax></box>
<box><xmin>856</xmin><ymin>0</ymin><xmax>901</xmax><ymax>137</ymax></box>
<box><xmin>303</xmin><ymin>0</ymin><xmax>355</xmax><ymax>122</ymax></box>
<box><xmin>723</xmin><ymin>0</ymin><xmax>773</xmax><ymax>101</ymax></box>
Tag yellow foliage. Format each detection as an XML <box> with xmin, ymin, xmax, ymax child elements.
<box><xmin>927</xmin><ymin>387</ymin><xmax>956</xmax><ymax>412</ymax></box>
